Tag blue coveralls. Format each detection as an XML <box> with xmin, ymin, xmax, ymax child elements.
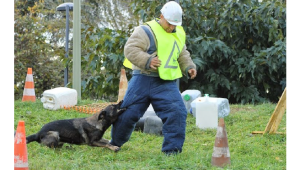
<box><xmin>110</xmin><ymin>71</ymin><xmax>187</xmax><ymax>154</ymax></box>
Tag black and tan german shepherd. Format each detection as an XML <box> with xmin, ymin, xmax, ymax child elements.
<box><xmin>26</xmin><ymin>100</ymin><xmax>126</xmax><ymax>152</ymax></box>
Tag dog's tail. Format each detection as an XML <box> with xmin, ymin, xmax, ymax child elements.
<box><xmin>26</xmin><ymin>134</ymin><xmax>39</xmax><ymax>144</ymax></box>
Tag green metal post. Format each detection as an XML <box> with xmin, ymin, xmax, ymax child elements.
<box><xmin>73</xmin><ymin>0</ymin><xmax>81</xmax><ymax>101</ymax></box>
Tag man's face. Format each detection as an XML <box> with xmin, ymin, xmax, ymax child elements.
<box><xmin>159</xmin><ymin>14</ymin><xmax>176</xmax><ymax>33</ymax></box>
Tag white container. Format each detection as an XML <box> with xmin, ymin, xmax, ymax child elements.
<box><xmin>41</xmin><ymin>87</ymin><xmax>77</xmax><ymax>110</ymax></box>
<box><xmin>135</xmin><ymin>104</ymin><xmax>162</xmax><ymax>132</ymax></box>
<box><xmin>195</xmin><ymin>96</ymin><xmax>230</xmax><ymax>129</ymax></box>
<box><xmin>181</xmin><ymin>90</ymin><xmax>201</xmax><ymax>113</ymax></box>
<box><xmin>141</xmin><ymin>104</ymin><xmax>156</xmax><ymax>118</ymax></box>
<box><xmin>190</xmin><ymin>99</ymin><xmax>197</xmax><ymax>117</ymax></box>
<box><xmin>195</xmin><ymin>96</ymin><xmax>218</xmax><ymax>129</ymax></box>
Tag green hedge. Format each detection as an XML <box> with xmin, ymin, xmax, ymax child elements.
<box><xmin>14</xmin><ymin>0</ymin><xmax>286</xmax><ymax>104</ymax></box>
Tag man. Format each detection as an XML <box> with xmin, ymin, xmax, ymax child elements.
<box><xmin>110</xmin><ymin>1</ymin><xmax>197</xmax><ymax>155</ymax></box>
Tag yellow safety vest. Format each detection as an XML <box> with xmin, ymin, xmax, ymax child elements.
<box><xmin>123</xmin><ymin>19</ymin><xmax>186</xmax><ymax>80</ymax></box>
<box><xmin>123</xmin><ymin>56</ymin><xmax>132</xmax><ymax>69</ymax></box>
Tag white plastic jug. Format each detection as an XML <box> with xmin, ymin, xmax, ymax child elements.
<box><xmin>190</xmin><ymin>99</ymin><xmax>197</xmax><ymax>117</ymax></box>
<box><xmin>181</xmin><ymin>90</ymin><xmax>201</xmax><ymax>113</ymax></box>
<box><xmin>195</xmin><ymin>95</ymin><xmax>218</xmax><ymax>129</ymax></box>
<box><xmin>194</xmin><ymin>95</ymin><xmax>230</xmax><ymax>129</ymax></box>
<box><xmin>41</xmin><ymin>87</ymin><xmax>77</xmax><ymax>110</ymax></box>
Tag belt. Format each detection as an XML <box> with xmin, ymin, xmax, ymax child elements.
<box><xmin>132</xmin><ymin>70</ymin><xmax>159</xmax><ymax>77</ymax></box>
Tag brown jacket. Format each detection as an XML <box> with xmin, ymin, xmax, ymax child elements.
<box><xmin>124</xmin><ymin>24</ymin><xmax>196</xmax><ymax>77</ymax></box>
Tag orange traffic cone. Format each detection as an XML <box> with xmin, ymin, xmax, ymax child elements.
<box><xmin>211</xmin><ymin>118</ymin><xmax>231</xmax><ymax>168</ymax></box>
<box><xmin>14</xmin><ymin>121</ymin><xmax>29</xmax><ymax>170</ymax></box>
<box><xmin>117</xmin><ymin>68</ymin><xmax>128</xmax><ymax>103</ymax></box>
<box><xmin>22</xmin><ymin>68</ymin><xmax>36</xmax><ymax>102</ymax></box>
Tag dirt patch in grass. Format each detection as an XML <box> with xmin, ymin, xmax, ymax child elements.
<box><xmin>230</xmin><ymin>106</ymin><xmax>257</xmax><ymax>114</ymax></box>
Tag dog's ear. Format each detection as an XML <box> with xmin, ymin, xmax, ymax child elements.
<box><xmin>118</xmin><ymin>100</ymin><xmax>123</xmax><ymax>104</ymax></box>
<box><xmin>117</xmin><ymin>100</ymin><xmax>124</xmax><ymax>109</ymax></box>
<box><xmin>98</xmin><ymin>111</ymin><xmax>106</xmax><ymax>120</ymax></box>
<box><xmin>117</xmin><ymin>108</ymin><xmax>126</xmax><ymax>115</ymax></box>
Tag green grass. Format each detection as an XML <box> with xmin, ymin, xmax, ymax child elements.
<box><xmin>14</xmin><ymin>100</ymin><xmax>286</xmax><ymax>170</ymax></box>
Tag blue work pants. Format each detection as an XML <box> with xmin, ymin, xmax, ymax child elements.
<box><xmin>110</xmin><ymin>73</ymin><xmax>187</xmax><ymax>153</ymax></box>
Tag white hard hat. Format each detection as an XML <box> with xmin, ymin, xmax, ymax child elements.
<box><xmin>160</xmin><ymin>1</ymin><xmax>183</xmax><ymax>26</ymax></box>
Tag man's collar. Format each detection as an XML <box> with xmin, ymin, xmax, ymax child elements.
<box><xmin>154</xmin><ymin>18</ymin><xmax>176</xmax><ymax>33</ymax></box>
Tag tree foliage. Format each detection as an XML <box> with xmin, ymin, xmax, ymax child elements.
<box><xmin>129</xmin><ymin>0</ymin><xmax>286</xmax><ymax>103</ymax></box>
<box><xmin>14</xmin><ymin>0</ymin><xmax>138</xmax><ymax>101</ymax></box>
<box><xmin>80</xmin><ymin>25</ymin><xmax>129</xmax><ymax>101</ymax></box>
<box><xmin>14</xmin><ymin>0</ymin><xmax>286</xmax><ymax>104</ymax></box>
<box><xmin>80</xmin><ymin>0</ymin><xmax>138</xmax><ymax>101</ymax></box>
<box><xmin>14</xmin><ymin>0</ymin><xmax>65</xmax><ymax>99</ymax></box>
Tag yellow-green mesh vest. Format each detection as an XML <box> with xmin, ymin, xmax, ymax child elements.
<box><xmin>123</xmin><ymin>20</ymin><xmax>186</xmax><ymax>80</ymax></box>
<box><xmin>147</xmin><ymin>20</ymin><xmax>185</xmax><ymax>80</ymax></box>
<box><xmin>123</xmin><ymin>56</ymin><xmax>132</xmax><ymax>69</ymax></box>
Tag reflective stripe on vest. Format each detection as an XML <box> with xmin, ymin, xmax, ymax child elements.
<box><xmin>146</xmin><ymin>20</ymin><xmax>185</xmax><ymax>80</ymax></box>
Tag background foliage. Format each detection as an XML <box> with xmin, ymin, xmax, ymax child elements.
<box><xmin>14</xmin><ymin>0</ymin><xmax>66</xmax><ymax>99</ymax></box>
<box><xmin>14</xmin><ymin>0</ymin><xmax>286</xmax><ymax>104</ymax></box>
<box><xmin>129</xmin><ymin>0</ymin><xmax>286</xmax><ymax>104</ymax></box>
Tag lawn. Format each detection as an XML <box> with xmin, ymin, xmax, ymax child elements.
<box><xmin>14</xmin><ymin>100</ymin><xmax>286</xmax><ymax>170</ymax></box>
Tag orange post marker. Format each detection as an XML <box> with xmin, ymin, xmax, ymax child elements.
<box><xmin>22</xmin><ymin>68</ymin><xmax>36</xmax><ymax>102</ymax></box>
<box><xmin>117</xmin><ymin>69</ymin><xmax>128</xmax><ymax>103</ymax></box>
<box><xmin>14</xmin><ymin>121</ymin><xmax>29</xmax><ymax>170</ymax></box>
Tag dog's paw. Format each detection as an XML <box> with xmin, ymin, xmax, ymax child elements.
<box><xmin>114</xmin><ymin>146</ymin><xmax>121</xmax><ymax>152</ymax></box>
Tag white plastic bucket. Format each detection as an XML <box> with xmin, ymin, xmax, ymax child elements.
<box><xmin>41</xmin><ymin>87</ymin><xmax>77</xmax><ymax>110</ymax></box>
<box><xmin>181</xmin><ymin>90</ymin><xmax>201</xmax><ymax>113</ymax></box>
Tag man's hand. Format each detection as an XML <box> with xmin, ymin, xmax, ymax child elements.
<box><xmin>150</xmin><ymin>56</ymin><xmax>161</xmax><ymax>70</ymax></box>
<box><xmin>188</xmin><ymin>68</ymin><xmax>197</xmax><ymax>79</ymax></box>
